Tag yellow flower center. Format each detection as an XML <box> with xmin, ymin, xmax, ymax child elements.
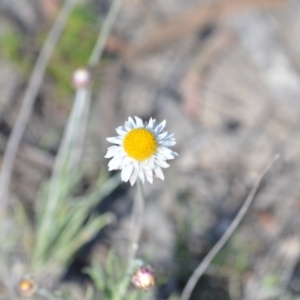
<box><xmin>123</xmin><ymin>128</ymin><xmax>158</xmax><ymax>161</ymax></box>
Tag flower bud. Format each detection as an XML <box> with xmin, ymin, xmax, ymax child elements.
<box><xmin>131</xmin><ymin>265</ymin><xmax>155</xmax><ymax>291</ymax></box>
<box><xmin>17</xmin><ymin>277</ymin><xmax>37</xmax><ymax>298</ymax></box>
<box><xmin>72</xmin><ymin>68</ymin><xmax>90</xmax><ymax>89</ymax></box>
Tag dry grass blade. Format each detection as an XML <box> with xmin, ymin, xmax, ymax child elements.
<box><xmin>124</xmin><ymin>0</ymin><xmax>287</xmax><ymax>59</ymax></box>
<box><xmin>88</xmin><ymin>0</ymin><xmax>123</xmax><ymax>69</ymax></box>
<box><xmin>180</xmin><ymin>155</ymin><xmax>280</xmax><ymax>300</ymax></box>
<box><xmin>0</xmin><ymin>0</ymin><xmax>77</xmax><ymax>215</ymax></box>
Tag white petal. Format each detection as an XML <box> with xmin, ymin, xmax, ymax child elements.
<box><xmin>124</xmin><ymin>122</ymin><xmax>131</xmax><ymax>130</ymax></box>
<box><xmin>140</xmin><ymin>162</ymin><xmax>152</xmax><ymax>171</ymax></box>
<box><xmin>155</xmin><ymin>120</ymin><xmax>166</xmax><ymax>134</ymax></box>
<box><xmin>130</xmin><ymin>169</ymin><xmax>138</xmax><ymax>186</ymax></box>
<box><xmin>158</xmin><ymin>147</ymin><xmax>174</xmax><ymax>159</ymax></box>
<box><xmin>107</xmin><ymin>137</ymin><xmax>122</xmax><ymax>145</ymax></box>
<box><xmin>145</xmin><ymin>169</ymin><xmax>153</xmax><ymax>184</ymax></box>
<box><xmin>133</xmin><ymin>160</ymin><xmax>139</xmax><ymax>170</ymax></box>
<box><xmin>159</xmin><ymin>140</ymin><xmax>176</xmax><ymax>147</ymax></box>
<box><xmin>155</xmin><ymin>152</ymin><xmax>168</xmax><ymax>161</ymax></box>
<box><xmin>155</xmin><ymin>159</ymin><xmax>170</xmax><ymax>168</ymax></box>
<box><xmin>134</xmin><ymin>116</ymin><xmax>144</xmax><ymax>128</ymax></box>
<box><xmin>119</xmin><ymin>148</ymin><xmax>127</xmax><ymax>157</ymax></box>
<box><xmin>121</xmin><ymin>164</ymin><xmax>134</xmax><ymax>182</ymax></box>
<box><xmin>120</xmin><ymin>156</ymin><xmax>133</xmax><ymax>168</ymax></box>
<box><xmin>108</xmin><ymin>156</ymin><xmax>122</xmax><ymax>170</ymax></box>
<box><xmin>154</xmin><ymin>167</ymin><xmax>164</xmax><ymax>180</ymax></box>
<box><xmin>172</xmin><ymin>151</ymin><xmax>179</xmax><ymax>157</ymax></box>
<box><xmin>125</xmin><ymin>118</ymin><xmax>135</xmax><ymax>130</ymax></box>
<box><xmin>137</xmin><ymin>168</ymin><xmax>145</xmax><ymax>183</ymax></box>
<box><xmin>158</xmin><ymin>131</ymin><xmax>168</xmax><ymax>140</ymax></box>
<box><xmin>105</xmin><ymin>146</ymin><xmax>120</xmax><ymax>158</ymax></box>
<box><xmin>128</xmin><ymin>117</ymin><xmax>136</xmax><ymax>127</ymax></box>
<box><xmin>116</xmin><ymin>127</ymin><xmax>127</xmax><ymax>136</ymax></box>
<box><xmin>142</xmin><ymin>158</ymin><xmax>155</xmax><ymax>169</ymax></box>
<box><xmin>147</xmin><ymin>118</ymin><xmax>156</xmax><ymax>129</ymax></box>
<box><xmin>163</xmin><ymin>132</ymin><xmax>174</xmax><ymax>139</ymax></box>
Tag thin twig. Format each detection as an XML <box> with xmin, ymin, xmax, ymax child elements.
<box><xmin>180</xmin><ymin>155</ymin><xmax>280</xmax><ymax>300</ymax></box>
<box><xmin>88</xmin><ymin>0</ymin><xmax>123</xmax><ymax>69</ymax></box>
<box><xmin>0</xmin><ymin>0</ymin><xmax>76</xmax><ymax>214</ymax></box>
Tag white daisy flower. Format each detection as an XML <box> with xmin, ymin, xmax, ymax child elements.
<box><xmin>105</xmin><ymin>116</ymin><xmax>178</xmax><ymax>186</ymax></box>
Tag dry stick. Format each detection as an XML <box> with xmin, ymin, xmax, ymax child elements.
<box><xmin>88</xmin><ymin>0</ymin><xmax>123</xmax><ymax>69</ymax></box>
<box><xmin>0</xmin><ymin>0</ymin><xmax>76</xmax><ymax>214</ymax></box>
<box><xmin>180</xmin><ymin>155</ymin><xmax>280</xmax><ymax>300</ymax></box>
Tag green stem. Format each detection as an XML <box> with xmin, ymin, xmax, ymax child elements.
<box><xmin>114</xmin><ymin>179</ymin><xmax>145</xmax><ymax>300</ymax></box>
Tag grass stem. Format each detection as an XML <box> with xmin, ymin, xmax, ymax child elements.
<box><xmin>180</xmin><ymin>155</ymin><xmax>280</xmax><ymax>300</ymax></box>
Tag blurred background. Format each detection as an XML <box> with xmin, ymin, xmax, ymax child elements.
<box><xmin>0</xmin><ymin>0</ymin><xmax>300</xmax><ymax>299</ymax></box>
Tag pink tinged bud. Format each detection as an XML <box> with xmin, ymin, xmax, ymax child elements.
<box><xmin>72</xmin><ymin>68</ymin><xmax>90</xmax><ymax>89</ymax></box>
<box><xmin>131</xmin><ymin>266</ymin><xmax>156</xmax><ymax>291</ymax></box>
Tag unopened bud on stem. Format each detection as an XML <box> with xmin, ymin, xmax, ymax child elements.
<box><xmin>131</xmin><ymin>265</ymin><xmax>156</xmax><ymax>291</ymax></box>
<box><xmin>72</xmin><ymin>68</ymin><xmax>90</xmax><ymax>89</ymax></box>
<box><xmin>17</xmin><ymin>277</ymin><xmax>37</xmax><ymax>298</ymax></box>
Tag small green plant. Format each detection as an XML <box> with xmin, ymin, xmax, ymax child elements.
<box><xmin>32</xmin><ymin>166</ymin><xmax>120</xmax><ymax>274</ymax></box>
<box><xmin>31</xmin><ymin>78</ymin><xmax>121</xmax><ymax>279</ymax></box>
<box><xmin>84</xmin><ymin>250</ymin><xmax>151</xmax><ymax>300</ymax></box>
<box><xmin>38</xmin><ymin>285</ymin><xmax>95</xmax><ymax>300</ymax></box>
